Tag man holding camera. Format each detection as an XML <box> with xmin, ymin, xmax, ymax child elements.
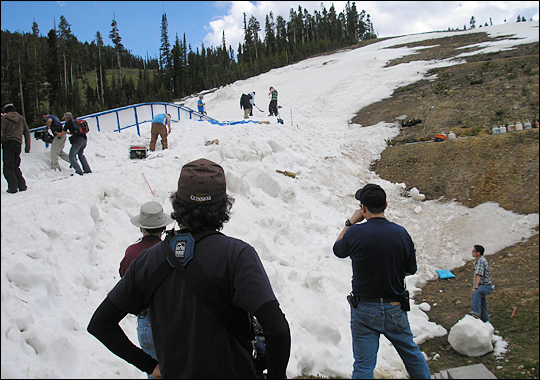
<box><xmin>1</xmin><ymin>102</ymin><xmax>30</xmax><ymax>193</ymax></box>
<box><xmin>42</xmin><ymin>111</ymin><xmax>70</xmax><ymax>171</ymax></box>
<box><xmin>333</xmin><ymin>184</ymin><xmax>430</xmax><ymax>379</ymax></box>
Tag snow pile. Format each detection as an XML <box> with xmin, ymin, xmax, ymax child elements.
<box><xmin>410</xmin><ymin>187</ymin><xmax>426</xmax><ymax>201</ymax></box>
<box><xmin>448</xmin><ymin>315</ymin><xmax>494</xmax><ymax>357</ymax></box>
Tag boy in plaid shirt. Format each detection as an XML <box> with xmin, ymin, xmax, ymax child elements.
<box><xmin>471</xmin><ymin>245</ymin><xmax>493</xmax><ymax>322</ymax></box>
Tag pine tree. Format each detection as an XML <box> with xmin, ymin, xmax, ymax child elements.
<box><xmin>46</xmin><ymin>28</ymin><xmax>62</xmax><ymax>113</ymax></box>
<box><xmin>171</xmin><ymin>32</ymin><xmax>183</xmax><ymax>97</ymax></box>
<box><xmin>264</xmin><ymin>13</ymin><xmax>276</xmax><ymax>57</ymax></box>
<box><xmin>26</xmin><ymin>20</ymin><xmax>46</xmax><ymax>126</ymax></box>
<box><xmin>160</xmin><ymin>12</ymin><xmax>172</xmax><ymax>93</ymax></box>
<box><xmin>109</xmin><ymin>13</ymin><xmax>123</xmax><ymax>88</ymax></box>
<box><xmin>95</xmin><ymin>31</ymin><xmax>105</xmax><ymax>109</ymax></box>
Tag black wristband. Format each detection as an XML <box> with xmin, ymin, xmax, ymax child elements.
<box><xmin>345</xmin><ymin>219</ymin><xmax>353</xmax><ymax>227</ymax></box>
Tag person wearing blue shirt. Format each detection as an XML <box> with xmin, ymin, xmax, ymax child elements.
<box><xmin>248</xmin><ymin>91</ymin><xmax>255</xmax><ymax>116</ymax></box>
<box><xmin>334</xmin><ymin>184</ymin><xmax>430</xmax><ymax>379</ymax></box>
<box><xmin>150</xmin><ymin>113</ymin><xmax>171</xmax><ymax>152</ymax></box>
<box><xmin>42</xmin><ymin>111</ymin><xmax>70</xmax><ymax>171</ymax></box>
<box><xmin>197</xmin><ymin>95</ymin><xmax>206</xmax><ymax>115</ymax></box>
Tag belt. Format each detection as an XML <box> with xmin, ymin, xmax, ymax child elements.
<box><xmin>355</xmin><ymin>296</ymin><xmax>401</xmax><ymax>303</ymax></box>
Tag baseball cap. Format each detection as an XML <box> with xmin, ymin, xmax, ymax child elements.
<box><xmin>62</xmin><ymin>112</ymin><xmax>73</xmax><ymax>119</ymax></box>
<box><xmin>355</xmin><ymin>184</ymin><xmax>386</xmax><ymax>209</ymax></box>
<box><xmin>176</xmin><ymin>158</ymin><xmax>227</xmax><ymax>204</ymax></box>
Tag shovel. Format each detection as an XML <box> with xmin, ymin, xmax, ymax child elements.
<box><xmin>277</xmin><ymin>109</ymin><xmax>284</xmax><ymax>124</ymax></box>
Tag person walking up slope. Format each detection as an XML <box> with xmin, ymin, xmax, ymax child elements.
<box><xmin>62</xmin><ymin>112</ymin><xmax>92</xmax><ymax>176</ymax></box>
<box><xmin>1</xmin><ymin>102</ymin><xmax>31</xmax><ymax>193</ymax></box>
<box><xmin>333</xmin><ymin>184</ymin><xmax>431</xmax><ymax>379</ymax></box>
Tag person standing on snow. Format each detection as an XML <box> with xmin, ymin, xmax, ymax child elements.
<box><xmin>42</xmin><ymin>110</ymin><xmax>70</xmax><ymax>171</ymax></box>
<box><xmin>268</xmin><ymin>87</ymin><xmax>278</xmax><ymax>116</ymax></box>
<box><xmin>88</xmin><ymin>158</ymin><xmax>291</xmax><ymax>379</ymax></box>
<box><xmin>197</xmin><ymin>95</ymin><xmax>206</xmax><ymax>115</ymax></box>
<box><xmin>240</xmin><ymin>93</ymin><xmax>252</xmax><ymax>119</ymax></box>
<box><xmin>470</xmin><ymin>245</ymin><xmax>493</xmax><ymax>322</ymax></box>
<box><xmin>119</xmin><ymin>201</ymin><xmax>174</xmax><ymax>379</ymax></box>
<box><xmin>248</xmin><ymin>91</ymin><xmax>256</xmax><ymax>116</ymax></box>
<box><xmin>1</xmin><ymin>102</ymin><xmax>30</xmax><ymax>193</ymax></box>
<box><xmin>62</xmin><ymin>112</ymin><xmax>92</xmax><ymax>176</ymax></box>
<box><xmin>333</xmin><ymin>184</ymin><xmax>430</xmax><ymax>379</ymax></box>
<box><xmin>149</xmin><ymin>113</ymin><xmax>171</xmax><ymax>152</ymax></box>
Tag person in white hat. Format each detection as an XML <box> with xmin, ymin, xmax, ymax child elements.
<box><xmin>118</xmin><ymin>201</ymin><xmax>174</xmax><ymax>378</ymax></box>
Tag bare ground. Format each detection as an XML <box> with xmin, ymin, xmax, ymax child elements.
<box><xmin>355</xmin><ymin>30</ymin><xmax>539</xmax><ymax>379</ymax></box>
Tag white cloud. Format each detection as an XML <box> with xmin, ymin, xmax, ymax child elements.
<box><xmin>203</xmin><ymin>1</ymin><xmax>539</xmax><ymax>51</ymax></box>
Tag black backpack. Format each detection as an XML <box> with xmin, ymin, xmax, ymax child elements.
<box><xmin>72</xmin><ymin>118</ymin><xmax>89</xmax><ymax>136</ymax></box>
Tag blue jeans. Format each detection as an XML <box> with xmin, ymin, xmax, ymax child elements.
<box><xmin>351</xmin><ymin>301</ymin><xmax>431</xmax><ymax>379</ymax></box>
<box><xmin>137</xmin><ymin>313</ymin><xmax>157</xmax><ymax>379</ymax></box>
<box><xmin>471</xmin><ymin>284</ymin><xmax>493</xmax><ymax>322</ymax></box>
<box><xmin>68</xmin><ymin>136</ymin><xmax>91</xmax><ymax>174</ymax></box>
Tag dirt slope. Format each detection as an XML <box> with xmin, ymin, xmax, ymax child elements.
<box><xmin>355</xmin><ymin>30</ymin><xmax>539</xmax><ymax>379</ymax></box>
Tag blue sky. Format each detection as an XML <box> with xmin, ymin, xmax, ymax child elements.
<box><xmin>1</xmin><ymin>1</ymin><xmax>538</xmax><ymax>60</ymax></box>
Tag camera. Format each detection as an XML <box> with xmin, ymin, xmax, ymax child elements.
<box><xmin>34</xmin><ymin>130</ymin><xmax>54</xmax><ymax>144</ymax></box>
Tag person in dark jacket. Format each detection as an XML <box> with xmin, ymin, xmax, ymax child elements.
<box><xmin>88</xmin><ymin>158</ymin><xmax>291</xmax><ymax>379</ymax></box>
<box><xmin>240</xmin><ymin>93</ymin><xmax>252</xmax><ymax>119</ymax></box>
<box><xmin>62</xmin><ymin>112</ymin><xmax>92</xmax><ymax>175</ymax></box>
<box><xmin>42</xmin><ymin>110</ymin><xmax>70</xmax><ymax>171</ymax></box>
<box><xmin>1</xmin><ymin>102</ymin><xmax>30</xmax><ymax>193</ymax></box>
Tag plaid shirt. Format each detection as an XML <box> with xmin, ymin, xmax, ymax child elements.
<box><xmin>474</xmin><ymin>255</ymin><xmax>492</xmax><ymax>285</ymax></box>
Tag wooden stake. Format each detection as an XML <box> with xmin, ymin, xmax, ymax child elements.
<box><xmin>510</xmin><ymin>306</ymin><xmax>517</xmax><ymax>318</ymax></box>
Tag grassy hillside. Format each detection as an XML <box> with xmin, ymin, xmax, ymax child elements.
<box><xmin>362</xmin><ymin>31</ymin><xmax>539</xmax><ymax>379</ymax></box>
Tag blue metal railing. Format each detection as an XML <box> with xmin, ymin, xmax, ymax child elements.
<box><xmin>30</xmin><ymin>102</ymin><xmax>218</xmax><ymax>136</ymax></box>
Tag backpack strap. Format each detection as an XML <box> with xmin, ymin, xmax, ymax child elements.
<box><xmin>142</xmin><ymin>229</ymin><xmax>220</xmax><ymax>304</ymax></box>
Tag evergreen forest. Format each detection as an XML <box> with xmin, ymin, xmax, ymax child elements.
<box><xmin>1</xmin><ymin>2</ymin><xmax>376</xmax><ymax>128</ymax></box>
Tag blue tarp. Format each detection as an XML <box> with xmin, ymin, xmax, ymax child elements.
<box><xmin>206</xmin><ymin>119</ymin><xmax>261</xmax><ymax>126</ymax></box>
<box><xmin>436</xmin><ymin>269</ymin><xmax>456</xmax><ymax>279</ymax></box>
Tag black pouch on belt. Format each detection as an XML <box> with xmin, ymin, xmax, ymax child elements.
<box><xmin>400</xmin><ymin>290</ymin><xmax>410</xmax><ymax>312</ymax></box>
<box><xmin>347</xmin><ymin>294</ymin><xmax>358</xmax><ymax>308</ymax></box>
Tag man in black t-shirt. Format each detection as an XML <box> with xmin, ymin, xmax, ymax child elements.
<box><xmin>88</xmin><ymin>158</ymin><xmax>291</xmax><ymax>379</ymax></box>
<box><xmin>333</xmin><ymin>184</ymin><xmax>430</xmax><ymax>379</ymax></box>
